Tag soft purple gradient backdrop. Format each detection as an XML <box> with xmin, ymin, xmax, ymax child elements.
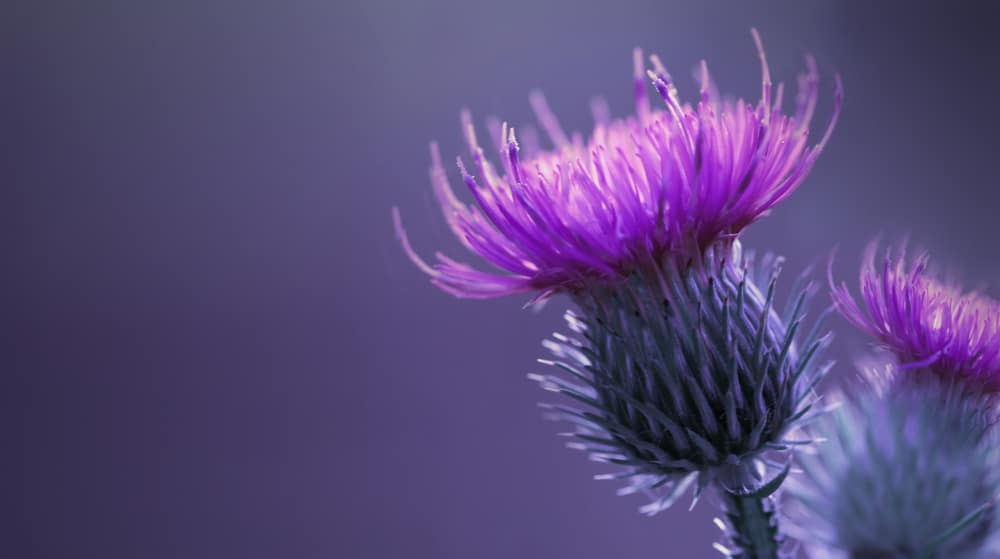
<box><xmin>8</xmin><ymin>1</ymin><xmax>1000</xmax><ymax>558</ymax></box>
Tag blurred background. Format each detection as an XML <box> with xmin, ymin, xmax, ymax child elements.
<box><xmin>8</xmin><ymin>1</ymin><xmax>1000</xmax><ymax>557</ymax></box>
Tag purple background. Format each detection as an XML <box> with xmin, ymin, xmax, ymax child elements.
<box><xmin>9</xmin><ymin>1</ymin><xmax>1000</xmax><ymax>557</ymax></box>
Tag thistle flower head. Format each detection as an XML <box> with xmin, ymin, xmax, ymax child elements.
<box><xmin>395</xmin><ymin>31</ymin><xmax>842</xmax><ymax>301</ymax></box>
<box><xmin>786</xmin><ymin>372</ymin><xmax>1000</xmax><ymax>559</ymax></box>
<box><xmin>830</xmin><ymin>242</ymin><xmax>1000</xmax><ymax>392</ymax></box>
<box><xmin>531</xmin><ymin>243</ymin><xmax>832</xmax><ymax>514</ymax></box>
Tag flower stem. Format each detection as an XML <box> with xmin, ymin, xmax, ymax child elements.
<box><xmin>716</xmin><ymin>465</ymin><xmax>790</xmax><ymax>559</ymax></box>
<box><xmin>718</xmin><ymin>489</ymin><xmax>784</xmax><ymax>559</ymax></box>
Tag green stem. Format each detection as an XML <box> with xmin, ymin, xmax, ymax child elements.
<box><xmin>718</xmin><ymin>488</ymin><xmax>784</xmax><ymax>559</ymax></box>
<box><xmin>715</xmin><ymin>465</ymin><xmax>790</xmax><ymax>559</ymax></box>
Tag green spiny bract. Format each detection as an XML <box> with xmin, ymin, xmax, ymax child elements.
<box><xmin>532</xmin><ymin>242</ymin><xmax>831</xmax><ymax>514</ymax></box>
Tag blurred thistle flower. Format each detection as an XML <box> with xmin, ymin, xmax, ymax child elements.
<box><xmin>531</xmin><ymin>242</ymin><xmax>832</xmax><ymax>517</ymax></box>
<box><xmin>785</xmin><ymin>372</ymin><xmax>1000</xmax><ymax>559</ymax></box>
<box><xmin>830</xmin><ymin>242</ymin><xmax>1000</xmax><ymax>393</ymax></box>
<box><xmin>394</xmin><ymin>30</ymin><xmax>842</xmax><ymax>302</ymax></box>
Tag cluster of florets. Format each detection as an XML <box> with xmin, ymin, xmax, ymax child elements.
<box><xmin>394</xmin><ymin>30</ymin><xmax>841</xmax><ymax>302</ymax></box>
<box><xmin>830</xmin><ymin>243</ymin><xmax>1000</xmax><ymax>392</ymax></box>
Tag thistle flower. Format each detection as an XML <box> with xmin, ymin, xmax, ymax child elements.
<box><xmin>830</xmin><ymin>243</ymin><xmax>1000</xmax><ymax>392</ymax></box>
<box><xmin>786</xmin><ymin>244</ymin><xmax>1000</xmax><ymax>558</ymax></box>
<box><xmin>394</xmin><ymin>31</ymin><xmax>842</xmax><ymax>301</ymax></box>
<box><xmin>395</xmin><ymin>33</ymin><xmax>842</xmax><ymax>556</ymax></box>
<box><xmin>531</xmin><ymin>243</ymin><xmax>832</xmax><ymax>516</ymax></box>
<box><xmin>785</xmin><ymin>372</ymin><xmax>1000</xmax><ymax>559</ymax></box>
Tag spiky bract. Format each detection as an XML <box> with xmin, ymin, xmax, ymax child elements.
<box><xmin>831</xmin><ymin>243</ymin><xmax>1000</xmax><ymax>393</ymax></box>
<box><xmin>786</xmin><ymin>373</ymin><xmax>1000</xmax><ymax>559</ymax></box>
<box><xmin>395</xmin><ymin>31</ymin><xmax>841</xmax><ymax>301</ymax></box>
<box><xmin>531</xmin><ymin>242</ymin><xmax>831</xmax><ymax>514</ymax></box>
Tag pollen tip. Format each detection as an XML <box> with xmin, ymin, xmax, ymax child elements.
<box><xmin>648</xmin><ymin>54</ymin><xmax>669</xmax><ymax>80</ymax></box>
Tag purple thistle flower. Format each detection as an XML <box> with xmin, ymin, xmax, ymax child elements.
<box><xmin>394</xmin><ymin>30</ymin><xmax>842</xmax><ymax>301</ymax></box>
<box><xmin>393</xmin><ymin>33</ymin><xmax>841</xmax><ymax>554</ymax></box>
<box><xmin>830</xmin><ymin>242</ymin><xmax>1000</xmax><ymax>392</ymax></box>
